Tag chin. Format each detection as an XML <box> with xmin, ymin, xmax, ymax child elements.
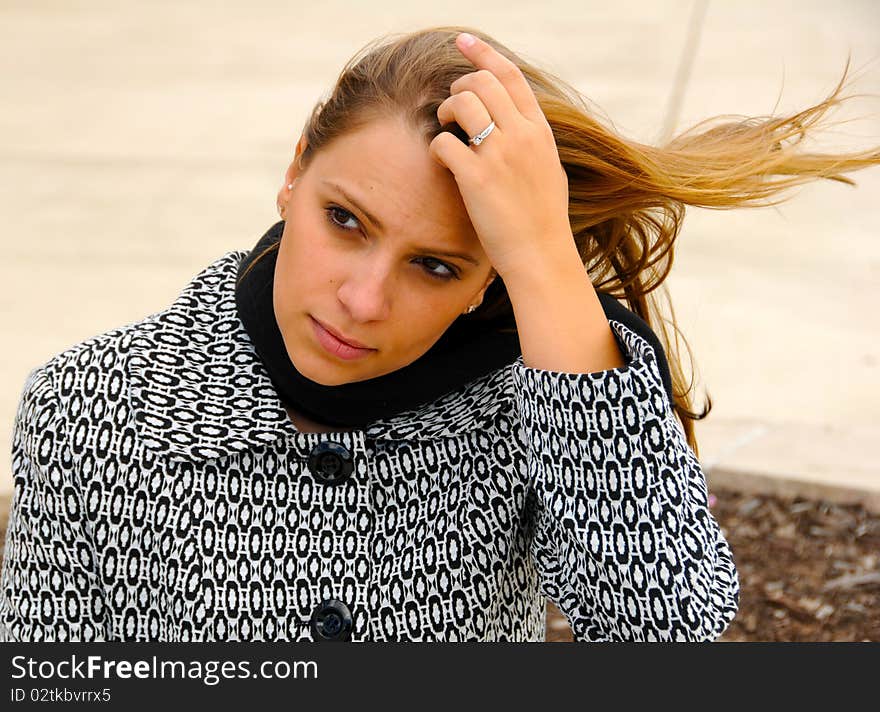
<box><xmin>306</xmin><ymin>369</ymin><xmax>355</xmax><ymax>387</ymax></box>
<box><xmin>291</xmin><ymin>354</ymin><xmax>346</xmax><ymax>386</ymax></box>
<box><xmin>288</xmin><ymin>348</ymin><xmax>364</xmax><ymax>386</ymax></box>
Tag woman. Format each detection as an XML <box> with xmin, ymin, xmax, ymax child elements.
<box><xmin>1</xmin><ymin>27</ymin><xmax>877</xmax><ymax>642</ymax></box>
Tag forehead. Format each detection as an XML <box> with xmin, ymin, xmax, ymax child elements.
<box><xmin>307</xmin><ymin>117</ymin><xmax>479</xmax><ymax>247</ymax></box>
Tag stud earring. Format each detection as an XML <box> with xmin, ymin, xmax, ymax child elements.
<box><xmin>465</xmin><ymin>304</ymin><xmax>477</xmax><ymax>314</ymax></box>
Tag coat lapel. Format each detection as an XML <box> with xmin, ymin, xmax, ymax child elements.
<box><xmin>127</xmin><ymin>251</ymin><xmax>517</xmax><ymax>463</ymax></box>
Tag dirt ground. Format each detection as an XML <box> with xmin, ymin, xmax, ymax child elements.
<box><xmin>1</xmin><ymin>488</ymin><xmax>877</xmax><ymax>641</ymax></box>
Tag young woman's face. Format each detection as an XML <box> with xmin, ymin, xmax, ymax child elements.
<box><xmin>274</xmin><ymin>115</ymin><xmax>497</xmax><ymax>385</ymax></box>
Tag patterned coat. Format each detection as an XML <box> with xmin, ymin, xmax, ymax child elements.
<box><xmin>0</xmin><ymin>250</ymin><xmax>739</xmax><ymax>642</ymax></box>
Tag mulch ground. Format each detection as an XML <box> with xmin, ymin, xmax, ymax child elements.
<box><xmin>2</xmin><ymin>488</ymin><xmax>878</xmax><ymax>641</ymax></box>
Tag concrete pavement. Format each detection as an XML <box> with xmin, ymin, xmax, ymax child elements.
<box><xmin>1</xmin><ymin>1</ymin><xmax>878</xmax><ymax>505</ymax></box>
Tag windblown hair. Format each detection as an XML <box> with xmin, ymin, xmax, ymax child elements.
<box><xmin>242</xmin><ymin>25</ymin><xmax>880</xmax><ymax>457</ymax></box>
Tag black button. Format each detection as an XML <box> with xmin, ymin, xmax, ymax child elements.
<box><xmin>310</xmin><ymin>599</ymin><xmax>353</xmax><ymax>641</ymax></box>
<box><xmin>307</xmin><ymin>441</ymin><xmax>354</xmax><ymax>485</ymax></box>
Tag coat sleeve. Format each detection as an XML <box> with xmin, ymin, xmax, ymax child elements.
<box><xmin>513</xmin><ymin>318</ymin><xmax>740</xmax><ymax>641</ymax></box>
<box><xmin>0</xmin><ymin>367</ymin><xmax>109</xmax><ymax>641</ymax></box>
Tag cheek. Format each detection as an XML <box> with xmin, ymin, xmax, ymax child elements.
<box><xmin>275</xmin><ymin>227</ymin><xmax>340</xmax><ymax>306</ymax></box>
<box><xmin>388</xmin><ymin>297</ymin><xmax>464</xmax><ymax>353</ymax></box>
<box><xmin>272</xmin><ymin>259</ymin><xmax>299</xmax><ymax>334</ymax></box>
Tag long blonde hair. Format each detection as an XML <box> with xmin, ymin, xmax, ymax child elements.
<box><xmin>243</xmin><ymin>25</ymin><xmax>880</xmax><ymax>457</ymax></box>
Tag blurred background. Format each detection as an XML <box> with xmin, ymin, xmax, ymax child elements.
<box><xmin>1</xmin><ymin>0</ymin><xmax>878</xmax><ymax>640</ymax></box>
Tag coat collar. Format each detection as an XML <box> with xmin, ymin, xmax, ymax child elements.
<box><xmin>127</xmin><ymin>251</ymin><xmax>517</xmax><ymax>463</ymax></box>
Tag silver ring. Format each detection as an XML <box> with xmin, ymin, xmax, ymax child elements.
<box><xmin>469</xmin><ymin>121</ymin><xmax>495</xmax><ymax>146</ymax></box>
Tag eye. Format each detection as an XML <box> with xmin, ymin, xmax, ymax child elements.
<box><xmin>325</xmin><ymin>205</ymin><xmax>460</xmax><ymax>281</ymax></box>
<box><xmin>326</xmin><ymin>205</ymin><xmax>361</xmax><ymax>231</ymax></box>
<box><xmin>416</xmin><ymin>257</ymin><xmax>459</xmax><ymax>281</ymax></box>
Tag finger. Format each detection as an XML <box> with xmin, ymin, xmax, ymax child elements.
<box><xmin>455</xmin><ymin>32</ymin><xmax>544</xmax><ymax>123</ymax></box>
<box><xmin>437</xmin><ymin>90</ymin><xmax>501</xmax><ymax>146</ymax></box>
<box><xmin>428</xmin><ymin>130</ymin><xmax>479</xmax><ymax>180</ymax></box>
<box><xmin>449</xmin><ymin>70</ymin><xmax>520</xmax><ymax>131</ymax></box>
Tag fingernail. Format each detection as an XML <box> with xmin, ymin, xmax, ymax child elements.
<box><xmin>459</xmin><ymin>32</ymin><xmax>476</xmax><ymax>48</ymax></box>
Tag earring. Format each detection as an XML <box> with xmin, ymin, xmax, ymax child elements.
<box><xmin>287</xmin><ymin>183</ymin><xmax>294</xmax><ymax>189</ymax></box>
<box><xmin>465</xmin><ymin>304</ymin><xmax>477</xmax><ymax>314</ymax></box>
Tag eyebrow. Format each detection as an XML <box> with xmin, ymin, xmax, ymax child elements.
<box><xmin>320</xmin><ymin>179</ymin><xmax>481</xmax><ymax>266</ymax></box>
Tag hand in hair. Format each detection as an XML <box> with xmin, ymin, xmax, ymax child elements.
<box><xmin>430</xmin><ymin>32</ymin><xmax>578</xmax><ymax>283</ymax></box>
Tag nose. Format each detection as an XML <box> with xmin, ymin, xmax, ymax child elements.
<box><xmin>336</xmin><ymin>260</ymin><xmax>393</xmax><ymax>323</ymax></box>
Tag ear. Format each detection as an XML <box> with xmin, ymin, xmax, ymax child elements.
<box><xmin>473</xmin><ymin>268</ymin><xmax>497</xmax><ymax>306</ymax></box>
<box><xmin>277</xmin><ymin>134</ymin><xmax>309</xmax><ymax>215</ymax></box>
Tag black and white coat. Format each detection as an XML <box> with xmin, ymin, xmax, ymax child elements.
<box><xmin>0</xmin><ymin>250</ymin><xmax>739</xmax><ymax>642</ymax></box>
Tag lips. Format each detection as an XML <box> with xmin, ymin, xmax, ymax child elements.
<box><xmin>311</xmin><ymin>317</ymin><xmax>372</xmax><ymax>349</ymax></box>
<box><xmin>309</xmin><ymin>315</ymin><xmax>376</xmax><ymax>361</ymax></box>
